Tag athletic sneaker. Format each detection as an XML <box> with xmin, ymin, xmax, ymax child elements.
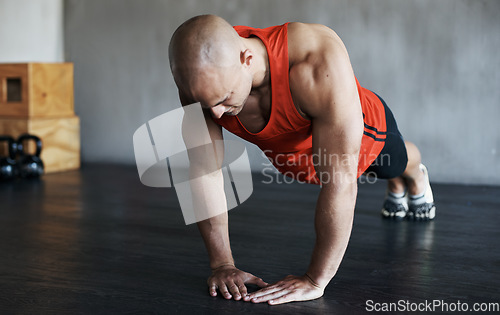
<box><xmin>407</xmin><ymin>164</ymin><xmax>436</xmax><ymax>220</ymax></box>
<box><xmin>381</xmin><ymin>190</ymin><xmax>408</xmax><ymax>220</ymax></box>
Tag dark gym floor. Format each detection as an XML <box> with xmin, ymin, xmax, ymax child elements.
<box><xmin>0</xmin><ymin>163</ymin><xmax>499</xmax><ymax>314</ymax></box>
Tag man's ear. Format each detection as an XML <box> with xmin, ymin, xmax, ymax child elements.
<box><xmin>240</xmin><ymin>49</ymin><xmax>253</xmax><ymax>67</ymax></box>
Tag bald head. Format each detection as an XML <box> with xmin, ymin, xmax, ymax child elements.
<box><xmin>169</xmin><ymin>15</ymin><xmax>242</xmax><ymax>90</ymax></box>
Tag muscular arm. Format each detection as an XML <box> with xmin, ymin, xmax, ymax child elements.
<box><xmin>295</xmin><ymin>25</ymin><xmax>363</xmax><ymax>287</ymax></box>
<box><xmin>247</xmin><ymin>23</ymin><xmax>363</xmax><ymax>304</ymax></box>
<box><xmin>305</xmin><ymin>61</ymin><xmax>362</xmax><ymax>288</ymax></box>
<box><xmin>180</xmin><ymin>93</ymin><xmax>267</xmax><ymax>300</ymax></box>
<box><xmin>180</xmin><ymin>93</ymin><xmax>232</xmax><ymax>268</ymax></box>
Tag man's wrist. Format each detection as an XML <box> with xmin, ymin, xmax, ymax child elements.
<box><xmin>305</xmin><ymin>269</ymin><xmax>334</xmax><ymax>289</ymax></box>
<box><xmin>304</xmin><ymin>272</ymin><xmax>323</xmax><ymax>289</ymax></box>
<box><xmin>210</xmin><ymin>262</ymin><xmax>235</xmax><ymax>271</ymax></box>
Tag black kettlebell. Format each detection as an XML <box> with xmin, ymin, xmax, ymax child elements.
<box><xmin>0</xmin><ymin>135</ymin><xmax>18</xmax><ymax>180</ymax></box>
<box><xmin>17</xmin><ymin>134</ymin><xmax>44</xmax><ymax>178</ymax></box>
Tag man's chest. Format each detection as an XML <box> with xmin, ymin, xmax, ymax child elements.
<box><xmin>236</xmin><ymin>90</ymin><xmax>271</xmax><ymax>134</ymax></box>
<box><xmin>236</xmin><ymin>85</ymin><xmax>310</xmax><ymax>133</ymax></box>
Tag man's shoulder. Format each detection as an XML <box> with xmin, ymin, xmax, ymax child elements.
<box><xmin>287</xmin><ymin>23</ymin><xmax>343</xmax><ymax>64</ymax></box>
<box><xmin>288</xmin><ymin>22</ymin><xmax>349</xmax><ymax>87</ymax></box>
<box><xmin>287</xmin><ymin>23</ymin><xmax>357</xmax><ymax>120</ymax></box>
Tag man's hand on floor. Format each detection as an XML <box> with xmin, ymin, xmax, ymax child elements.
<box><xmin>243</xmin><ymin>274</ymin><xmax>324</xmax><ymax>305</ymax></box>
<box><xmin>208</xmin><ymin>265</ymin><xmax>268</xmax><ymax>300</ymax></box>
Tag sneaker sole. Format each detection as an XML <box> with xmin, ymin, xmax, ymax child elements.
<box><xmin>381</xmin><ymin>209</ymin><xmax>408</xmax><ymax>219</ymax></box>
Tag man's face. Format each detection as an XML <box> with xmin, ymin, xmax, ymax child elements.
<box><xmin>189</xmin><ymin>65</ymin><xmax>252</xmax><ymax>119</ymax></box>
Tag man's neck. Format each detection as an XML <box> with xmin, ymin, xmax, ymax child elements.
<box><xmin>243</xmin><ymin>37</ymin><xmax>270</xmax><ymax>94</ymax></box>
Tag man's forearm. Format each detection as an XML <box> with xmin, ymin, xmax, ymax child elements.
<box><xmin>191</xmin><ymin>168</ymin><xmax>234</xmax><ymax>269</ymax></box>
<box><xmin>306</xmin><ymin>182</ymin><xmax>357</xmax><ymax>288</ymax></box>
<box><xmin>197</xmin><ymin>211</ymin><xmax>235</xmax><ymax>269</ymax></box>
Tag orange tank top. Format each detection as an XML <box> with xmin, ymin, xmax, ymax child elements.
<box><xmin>214</xmin><ymin>23</ymin><xmax>386</xmax><ymax>185</ymax></box>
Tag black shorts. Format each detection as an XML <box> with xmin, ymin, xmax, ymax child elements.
<box><xmin>364</xmin><ymin>93</ymin><xmax>408</xmax><ymax>179</ymax></box>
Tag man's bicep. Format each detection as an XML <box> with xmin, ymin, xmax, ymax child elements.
<box><xmin>310</xmin><ymin>74</ymin><xmax>364</xmax><ymax>186</ymax></box>
<box><xmin>311</xmin><ymin>114</ymin><xmax>362</xmax><ymax>188</ymax></box>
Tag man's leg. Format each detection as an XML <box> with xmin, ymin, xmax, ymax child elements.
<box><xmin>388</xmin><ymin>141</ymin><xmax>424</xmax><ymax>195</ymax></box>
<box><xmin>387</xmin><ymin>141</ymin><xmax>435</xmax><ymax>220</ymax></box>
<box><xmin>366</xmin><ymin>92</ymin><xmax>435</xmax><ymax>220</ymax></box>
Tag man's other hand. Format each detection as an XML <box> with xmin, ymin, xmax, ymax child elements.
<box><xmin>208</xmin><ymin>265</ymin><xmax>268</xmax><ymax>300</ymax></box>
<box><xmin>244</xmin><ymin>274</ymin><xmax>324</xmax><ymax>305</ymax></box>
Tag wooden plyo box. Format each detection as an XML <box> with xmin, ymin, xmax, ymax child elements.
<box><xmin>0</xmin><ymin>116</ymin><xmax>80</xmax><ymax>173</ymax></box>
<box><xmin>0</xmin><ymin>63</ymin><xmax>74</xmax><ymax>117</ymax></box>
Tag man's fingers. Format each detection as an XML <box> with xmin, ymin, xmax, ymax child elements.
<box><xmin>235</xmin><ymin>280</ymin><xmax>248</xmax><ymax>300</ymax></box>
<box><xmin>268</xmin><ymin>292</ymin><xmax>295</xmax><ymax>305</ymax></box>
<box><xmin>208</xmin><ymin>283</ymin><xmax>218</xmax><ymax>297</ymax></box>
<box><xmin>247</xmin><ymin>275</ymin><xmax>269</xmax><ymax>288</ymax></box>
<box><xmin>227</xmin><ymin>281</ymin><xmax>243</xmax><ymax>300</ymax></box>
<box><xmin>243</xmin><ymin>275</ymin><xmax>269</xmax><ymax>301</ymax></box>
<box><xmin>243</xmin><ymin>274</ymin><xmax>325</xmax><ymax>305</ymax></box>
<box><xmin>208</xmin><ymin>270</ymin><xmax>268</xmax><ymax>301</ymax></box>
<box><xmin>251</xmin><ymin>286</ymin><xmax>289</xmax><ymax>303</ymax></box>
<box><xmin>249</xmin><ymin>282</ymin><xmax>284</xmax><ymax>300</ymax></box>
<box><xmin>218</xmin><ymin>283</ymin><xmax>233</xmax><ymax>299</ymax></box>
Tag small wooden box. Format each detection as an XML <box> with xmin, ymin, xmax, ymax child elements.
<box><xmin>0</xmin><ymin>116</ymin><xmax>80</xmax><ymax>173</ymax></box>
<box><xmin>0</xmin><ymin>63</ymin><xmax>74</xmax><ymax>117</ymax></box>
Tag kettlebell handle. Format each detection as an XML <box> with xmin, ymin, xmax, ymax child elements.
<box><xmin>17</xmin><ymin>134</ymin><xmax>43</xmax><ymax>157</ymax></box>
<box><xmin>0</xmin><ymin>135</ymin><xmax>17</xmax><ymax>160</ymax></box>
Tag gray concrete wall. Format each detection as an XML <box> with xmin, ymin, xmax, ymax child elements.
<box><xmin>0</xmin><ymin>0</ymin><xmax>64</xmax><ymax>62</ymax></box>
<box><xmin>64</xmin><ymin>0</ymin><xmax>500</xmax><ymax>185</ymax></box>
